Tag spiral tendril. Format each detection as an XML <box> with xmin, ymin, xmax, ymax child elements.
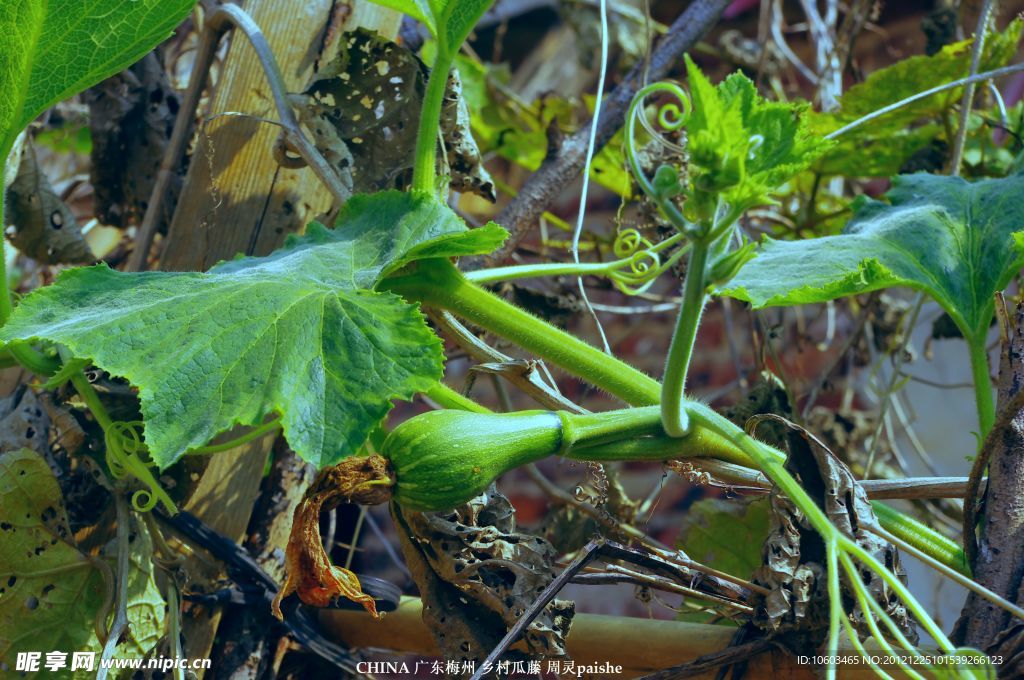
<box><xmin>625</xmin><ymin>82</ymin><xmax>694</xmax><ymax>238</ymax></box>
<box><xmin>105</xmin><ymin>421</ymin><xmax>176</xmax><ymax>513</ymax></box>
<box><xmin>634</xmin><ymin>83</ymin><xmax>691</xmax><ymax>157</ymax></box>
<box><xmin>611</xmin><ymin>228</ymin><xmax>648</xmax><ymax>259</ymax></box>
<box><xmin>604</xmin><ymin>228</ymin><xmax>690</xmax><ymax>295</ymax></box>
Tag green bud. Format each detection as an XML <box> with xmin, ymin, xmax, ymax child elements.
<box><xmin>707</xmin><ymin>240</ymin><xmax>758</xmax><ymax>286</ymax></box>
<box><xmin>652</xmin><ymin>164</ymin><xmax>684</xmax><ymax>200</ymax></box>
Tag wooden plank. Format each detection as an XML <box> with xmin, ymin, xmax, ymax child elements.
<box><xmin>154</xmin><ymin>0</ymin><xmax>400</xmax><ymax>668</ymax></box>
<box><xmin>161</xmin><ymin>3</ymin><xmax>326</xmax><ymax>269</ymax></box>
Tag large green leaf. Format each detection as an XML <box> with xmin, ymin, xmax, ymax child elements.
<box><xmin>0</xmin><ymin>0</ymin><xmax>195</xmax><ymax>158</ymax></box>
<box><xmin>0</xmin><ymin>192</ymin><xmax>508</xmax><ymax>469</ymax></box>
<box><xmin>721</xmin><ymin>173</ymin><xmax>1024</xmax><ymax>344</ymax></box>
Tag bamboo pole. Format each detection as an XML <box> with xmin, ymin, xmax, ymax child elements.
<box><xmin>319</xmin><ymin>597</ymin><xmax>814</xmax><ymax>679</ymax></box>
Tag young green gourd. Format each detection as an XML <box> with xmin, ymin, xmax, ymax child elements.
<box><xmin>380</xmin><ymin>405</ymin><xmax>760</xmax><ymax>511</ymax></box>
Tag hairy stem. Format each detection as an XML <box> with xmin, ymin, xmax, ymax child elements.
<box><xmin>871</xmin><ymin>500</ymin><xmax>968</xmax><ymax>576</ymax></box>
<box><xmin>412</xmin><ymin>51</ymin><xmax>452</xmax><ymax>195</ymax></box>
<box><xmin>386</xmin><ymin>258</ymin><xmax>663</xmax><ymax>406</ymax></box>
<box><xmin>661</xmin><ymin>243</ymin><xmax>709</xmax><ymax>436</ymax></box>
<box><xmin>424</xmin><ymin>381</ymin><xmax>491</xmax><ymax>414</ymax></box>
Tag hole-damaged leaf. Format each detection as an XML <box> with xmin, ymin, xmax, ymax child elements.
<box><xmin>721</xmin><ymin>172</ymin><xmax>1024</xmax><ymax>345</ymax></box>
<box><xmin>0</xmin><ymin>449</ymin><xmax>166</xmax><ymax>666</ymax></box>
<box><xmin>0</xmin><ymin>192</ymin><xmax>508</xmax><ymax>469</ymax></box>
<box><xmin>0</xmin><ymin>449</ymin><xmax>103</xmax><ymax>660</ymax></box>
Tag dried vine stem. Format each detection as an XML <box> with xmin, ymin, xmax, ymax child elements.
<box><xmin>129</xmin><ymin>3</ymin><xmax>349</xmax><ymax>271</ymax></box>
<box><xmin>96</xmin><ymin>494</ymin><xmax>130</xmax><ymax>680</ymax></box>
<box><xmin>491</xmin><ymin>0</ymin><xmax>732</xmax><ymax>260</ymax></box>
<box><xmin>429</xmin><ymin>310</ymin><xmax>585</xmax><ymax>413</ymax></box>
<box><xmin>571</xmin><ymin>565</ymin><xmax>754</xmax><ymax>614</ymax></box>
<box><xmin>691</xmin><ymin>458</ymin><xmax>977</xmax><ymax>500</ymax></box>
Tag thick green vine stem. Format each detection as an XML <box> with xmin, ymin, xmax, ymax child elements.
<box><xmin>386</xmin><ymin>258</ymin><xmax>663</xmax><ymax>406</ymax></box>
<box><xmin>871</xmin><ymin>500</ymin><xmax>969</xmax><ymax>577</ymax></box>
<box><xmin>623</xmin><ymin>82</ymin><xmax>719</xmax><ymax>437</ymax></box>
<box><xmin>661</xmin><ymin>242</ymin><xmax>709</xmax><ymax>436</ymax></box>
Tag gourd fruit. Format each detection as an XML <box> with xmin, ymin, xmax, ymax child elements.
<box><xmin>380</xmin><ymin>405</ymin><xmax>761</xmax><ymax>511</ymax></box>
<box><xmin>383</xmin><ymin>410</ymin><xmax>564</xmax><ymax>511</ymax></box>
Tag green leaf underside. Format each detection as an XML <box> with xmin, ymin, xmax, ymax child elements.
<box><xmin>440</xmin><ymin>0</ymin><xmax>492</xmax><ymax>51</ymax></box>
<box><xmin>0</xmin><ymin>0</ymin><xmax>195</xmax><ymax>157</ymax></box>
<box><xmin>0</xmin><ymin>192</ymin><xmax>508</xmax><ymax>469</ymax></box>
<box><xmin>721</xmin><ymin>173</ymin><xmax>1024</xmax><ymax>343</ymax></box>
<box><xmin>678</xmin><ymin>498</ymin><xmax>769</xmax><ymax>581</ymax></box>
<box><xmin>683</xmin><ymin>55</ymin><xmax>831</xmax><ymax>209</ymax></box>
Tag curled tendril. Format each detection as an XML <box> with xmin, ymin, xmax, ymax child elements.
<box><xmin>625</xmin><ymin>82</ymin><xmax>693</xmax><ymax>233</ymax></box>
<box><xmin>635</xmin><ymin>84</ymin><xmax>691</xmax><ymax>156</ymax></box>
<box><xmin>105</xmin><ymin>421</ymin><xmax>176</xmax><ymax>513</ymax></box>
<box><xmin>604</xmin><ymin>229</ymin><xmax>691</xmax><ymax>295</ymax></box>
<box><xmin>611</xmin><ymin>228</ymin><xmax>651</xmax><ymax>259</ymax></box>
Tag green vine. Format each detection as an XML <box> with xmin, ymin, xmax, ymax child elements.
<box><xmin>466</xmin><ymin>229</ymin><xmax>689</xmax><ymax>295</ymax></box>
<box><xmin>411</xmin><ymin>47</ymin><xmax>454</xmax><ymax>195</ymax></box>
<box><xmin>67</xmin><ymin>371</ymin><xmax>176</xmax><ymax>513</ymax></box>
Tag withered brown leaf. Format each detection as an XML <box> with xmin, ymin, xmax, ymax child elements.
<box><xmin>272</xmin><ymin>455</ymin><xmax>393</xmax><ymax>619</ymax></box>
